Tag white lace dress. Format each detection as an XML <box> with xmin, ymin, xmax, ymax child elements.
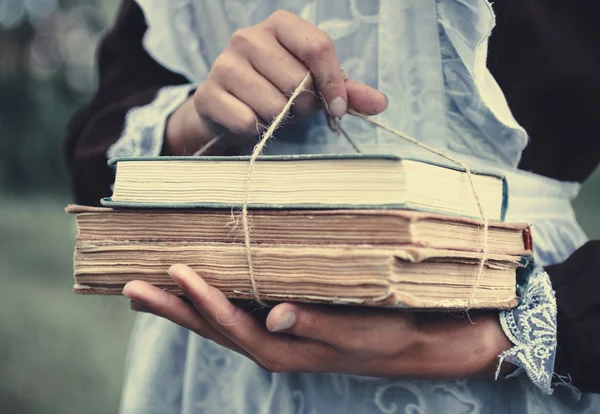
<box><xmin>109</xmin><ymin>1</ymin><xmax>599</xmax><ymax>412</ymax></box>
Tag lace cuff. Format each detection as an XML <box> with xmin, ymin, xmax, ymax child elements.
<box><xmin>497</xmin><ymin>263</ymin><xmax>567</xmax><ymax>395</ymax></box>
<box><xmin>107</xmin><ymin>84</ymin><xmax>197</xmax><ymax>159</ymax></box>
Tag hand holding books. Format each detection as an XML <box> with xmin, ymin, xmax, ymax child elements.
<box><xmin>71</xmin><ymin>153</ymin><xmax>530</xmax><ymax>309</ymax></box>
<box><xmin>122</xmin><ymin>263</ymin><xmax>514</xmax><ymax>378</ymax></box>
<box><xmin>72</xmin><ymin>58</ymin><xmax>530</xmax><ymax>309</ymax></box>
<box><xmin>68</xmin><ymin>61</ymin><xmax>530</xmax><ymax>381</ymax></box>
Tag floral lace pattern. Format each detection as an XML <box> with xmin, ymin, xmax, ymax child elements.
<box><xmin>498</xmin><ymin>265</ymin><xmax>558</xmax><ymax>395</ymax></box>
<box><xmin>107</xmin><ymin>84</ymin><xmax>196</xmax><ymax>159</ymax></box>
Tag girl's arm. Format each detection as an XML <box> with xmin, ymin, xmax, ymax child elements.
<box><xmin>66</xmin><ymin>2</ymin><xmax>386</xmax><ymax>206</ymax></box>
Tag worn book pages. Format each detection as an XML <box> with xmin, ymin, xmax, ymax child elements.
<box><xmin>73</xmin><ymin>240</ymin><xmax>523</xmax><ymax>309</ymax></box>
<box><xmin>67</xmin><ymin>206</ymin><xmax>531</xmax><ymax>256</ymax></box>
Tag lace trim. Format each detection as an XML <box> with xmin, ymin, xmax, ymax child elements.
<box><xmin>497</xmin><ymin>265</ymin><xmax>563</xmax><ymax>395</ymax></box>
<box><xmin>107</xmin><ymin>84</ymin><xmax>197</xmax><ymax>159</ymax></box>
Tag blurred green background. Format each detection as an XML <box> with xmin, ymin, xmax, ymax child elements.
<box><xmin>0</xmin><ymin>1</ymin><xmax>136</xmax><ymax>413</ymax></box>
<box><xmin>0</xmin><ymin>1</ymin><xmax>598</xmax><ymax>413</ymax></box>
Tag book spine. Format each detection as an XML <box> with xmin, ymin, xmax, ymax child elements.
<box><xmin>500</xmin><ymin>177</ymin><xmax>509</xmax><ymax>222</ymax></box>
<box><xmin>522</xmin><ymin>227</ymin><xmax>533</xmax><ymax>252</ymax></box>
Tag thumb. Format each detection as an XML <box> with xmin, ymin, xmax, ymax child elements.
<box><xmin>345</xmin><ymin>79</ymin><xmax>388</xmax><ymax>115</ymax></box>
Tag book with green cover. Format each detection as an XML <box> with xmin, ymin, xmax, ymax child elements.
<box><xmin>102</xmin><ymin>154</ymin><xmax>509</xmax><ymax>221</ymax></box>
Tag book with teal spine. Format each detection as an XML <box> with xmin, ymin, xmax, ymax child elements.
<box><xmin>102</xmin><ymin>154</ymin><xmax>509</xmax><ymax>221</ymax></box>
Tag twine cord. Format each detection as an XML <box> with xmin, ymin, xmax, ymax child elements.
<box><xmin>241</xmin><ymin>72</ymin><xmax>312</xmax><ymax>306</ymax></box>
<box><xmin>345</xmin><ymin>108</ymin><xmax>489</xmax><ymax>311</ymax></box>
<box><xmin>239</xmin><ymin>72</ymin><xmax>488</xmax><ymax>309</ymax></box>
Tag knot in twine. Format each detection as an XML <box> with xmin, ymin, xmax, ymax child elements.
<box><xmin>239</xmin><ymin>72</ymin><xmax>489</xmax><ymax>310</ymax></box>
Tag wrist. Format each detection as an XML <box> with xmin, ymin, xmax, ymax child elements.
<box><xmin>417</xmin><ymin>313</ymin><xmax>512</xmax><ymax>378</ymax></box>
<box><xmin>164</xmin><ymin>96</ymin><xmax>213</xmax><ymax>155</ymax></box>
<box><xmin>479</xmin><ymin>314</ymin><xmax>515</xmax><ymax>376</ymax></box>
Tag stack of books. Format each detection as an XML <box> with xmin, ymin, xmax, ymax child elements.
<box><xmin>68</xmin><ymin>154</ymin><xmax>532</xmax><ymax>309</ymax></box>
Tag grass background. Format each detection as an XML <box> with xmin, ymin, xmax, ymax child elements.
<box><xmin>0</xmin><ymin>194</ymin><xmax>135</xmax><ymax>414</ymax></box>
<box><xmin>0</xmin><ymin>171</ymin><xmax>598</xmax><ymax>413</ymax></box>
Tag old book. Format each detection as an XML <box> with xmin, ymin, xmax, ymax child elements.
<box><xmin>67</xmin><ymin>206</ymin><xmax>531</xmax><ymax>255</ymax></box>
<box><xmin>73</xmin><ymin>240</ymin><xmax>524</xmax><ymax>309</ymax></box>
<box><xmin>103</xmin><ymin>154</ymin><xmax>508</xmax><ymax>220</ymax></box>
<box><xmin>68</xmin><ymin>206</ymin><xmax>531</xmax><ymax>309</ymax></box>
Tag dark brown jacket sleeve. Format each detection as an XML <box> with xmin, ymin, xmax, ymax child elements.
<box><xmin>489</xmin><ymin>0</ymin><xmax>600</xmax><ymax>183</ymax></box>
<box><xmin>65</xmin><ymin>0</ymin><xmax>187</xmax><ymax>206</ymax></box>
<box><xmin>489</xmin><ymin>0</ymin><xmax>600</xmax><ymax>394</ymax></box>
<box><xmin>546</xmin><ymin>242</ymin><xmax>600</xmax><ymax>394</ymax></box>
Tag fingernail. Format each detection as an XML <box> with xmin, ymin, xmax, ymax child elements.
<box><xmin>272</xmin><ymin>311</ymin><xmax>296</xmax><ymax>332</ymax></box>
<box><xmin>122</xmin><ymin>284</ymin><xmax>134</xmax><ymax>299</ymax></box>
<box><xmin>383</xmin><ymin>93</ymin><xmax>389</xmax><ymax>109</ymax></box>
<box><xmin>329</xmin><ymin>97</ymin><xmax>347</xmax><ymax>117</ymax></box>
<box><xmin>168</xmin><ymin>264</ymin><xmax>209</xmax><ymax>295</ymax></box>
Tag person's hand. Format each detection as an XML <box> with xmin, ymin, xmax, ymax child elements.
<box><xmin>123</xmin><ymin>264</ymin><xmax>513</xmax><ymax>378</ymax></box>
<box><xmin>164</xmin><ymin>10</ymin><xmax>388</xmax><ymax>155</ymax></box>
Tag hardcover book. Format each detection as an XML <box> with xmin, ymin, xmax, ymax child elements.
<box><xmin>102</xmin><ymin>154</ymin><xmax>509</xmax><ymax>221</ymax></box>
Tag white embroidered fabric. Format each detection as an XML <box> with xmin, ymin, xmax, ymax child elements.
<box><xmin>107</xmin><ymin>84</ymin><xmax>197</xmax><ymax>159</ymax></box>
<box><xmin>109</xmin><ymin>1</ymin><xmax>598</xmax><ymax>412</ymax></box>
<box><xmin>497</xmin><ymin>265</ymin><xmax>559</xmax><ymax>395</ymax></box>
